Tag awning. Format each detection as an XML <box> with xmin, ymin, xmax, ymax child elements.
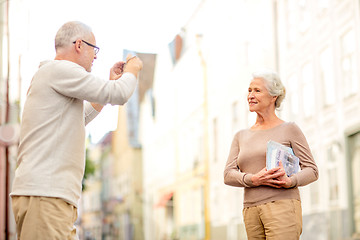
<box><xmin>155</xmin><ymin>192</ymin><xmax>173</xmax><ymax>208</ymax></box>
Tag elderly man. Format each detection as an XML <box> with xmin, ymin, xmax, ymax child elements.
<box><xmin>10</xmin><ymin>21</ymin><xmax>143</xmax><ymax>239</ymax></box>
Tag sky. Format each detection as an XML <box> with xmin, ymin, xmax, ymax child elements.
<box><xmin>11</xmin><ymin>0</ymin><xmax>202</xmax><ymax>143</ymax></box>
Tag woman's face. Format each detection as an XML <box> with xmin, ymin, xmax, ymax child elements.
<box><xmin>247</xmin><ymin>78</ymin><xmax>276</xmax><ymax>113</ymax></box>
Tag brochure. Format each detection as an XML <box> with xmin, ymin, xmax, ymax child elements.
<box><xmin>266</xmin><ymin>140</ymin><xmax>300</xmax><ymax>176</ymax></box>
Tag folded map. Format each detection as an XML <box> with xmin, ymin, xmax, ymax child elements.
<box><xmin>266</xmin><ymin>140</ymin><xmax>300</xmax><ymax>176</ymax></box>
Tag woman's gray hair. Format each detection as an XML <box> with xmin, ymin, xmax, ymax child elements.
<box><xmin>252</xmin><ymin>69</ymin><xmax>286</xmax><ymax>109</ymax></box>
<box><xmin>55</xmin><ymin>21</ymin><xmax>93</xmax><ymax>51</ymax></box>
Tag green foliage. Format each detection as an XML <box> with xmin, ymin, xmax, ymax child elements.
<box><xmin>82</xmin><ymin>149</ymin><xmax>96</xmax><ymax>191</ymax></box>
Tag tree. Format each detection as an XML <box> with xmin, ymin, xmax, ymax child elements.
<box><xmin>82</xmin><ymin>148</ymin><xmax>96</xmax><ymax>191</ymax></box>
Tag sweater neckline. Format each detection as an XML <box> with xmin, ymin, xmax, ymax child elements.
<box><xmin>248</xmin><ymin>121</ymin><xmax>287</xmax><ymax>132</ymax></box>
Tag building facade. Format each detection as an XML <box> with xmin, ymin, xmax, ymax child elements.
<box><xmin>140</xmin><ymin>0</ymin><xmax>278</xmax><ymax>239</ymax></box>
<box><xmin>0</xmin><ymin>2</ymin><xmax>10</xmax><ymax>238</ymax></box>
<box><xmin>81</xmin><ymin>115</ymin><xmax>144</xmax><ymax>240</ymax></box>
<box><xmin>276</xmin><ymin>0</ymin><xmax>360</xmax><ymax>238</ymax></box>
<box><xmin>0</xmin><ymin>0</ymin><xmax>22</xmax><ymax>239</ymax></box>
<box><xmin>140</xmin><ymin>0</ymin><xmax>360</xmax><ymax>239</ymax></box>
<box><xmin>4</xmin><ymin>0</ymin><xmax>360</xmax><ymax>239</ymax></box>
<box><xmin>81</xmin><ymin>52</ymin><xmax>156</xmax><ymax>240</ymax></box>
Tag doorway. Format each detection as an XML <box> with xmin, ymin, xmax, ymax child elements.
<box><xmin>349</xmin><ymin>132</ymin><xmax>360</xmax><ymax>238</ymax></box>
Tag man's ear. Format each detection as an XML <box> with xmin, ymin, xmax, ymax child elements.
<box><xmin>74</xmin><ymin>39</ymin><xmax>82</xmax><ymax>53</ymax></box>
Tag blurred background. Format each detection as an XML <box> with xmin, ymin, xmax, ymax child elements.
<box><xmin>1</xmin><ymin>0</ymin><xmax>360</xmax><ymax>239</ymax></box>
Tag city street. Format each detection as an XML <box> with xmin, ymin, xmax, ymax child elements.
<box><xmin>1</xmin><ymin>0</ymin><xmax>360</xmax><ymax>239</ymax></box>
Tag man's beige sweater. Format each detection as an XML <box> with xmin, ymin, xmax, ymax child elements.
<box><xmin>224</xmin><ymin>122</ymin><xmax>319</xmax><ymax>208</ymax></box>
<box><xmin>11</xmin><ymin>60</ymin><xmax>137</xmax><ymax>207</ymax></box>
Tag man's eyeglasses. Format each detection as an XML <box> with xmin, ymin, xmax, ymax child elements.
<box><xmin>73</xmin><ymin>39</ymin><xmax>100</xmax><ymax>55</ymax></box>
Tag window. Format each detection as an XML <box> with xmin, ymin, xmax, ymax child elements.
<box><xmin>349</xmin><ymin>132</ymin><xmax>360</xmax><ymax>235</ymax></box>
<box><xmin>287</xmin><ymin>74</ymin><xmax>299</xmax><ymax>118</ymax></box>
<box><xmin>232</xmin><ymin>101</ymin><xmax>240</xmax><ymax>133</ymax></box>
<box><xmin>318</xmin><ymin>0</ymin><xmax>330</xmax><ymax>11</ymax></box>
<box><xmin>195</xmin><ymin>133</ymin><xmax>203</xmax><ymax>167</ymax></box>
<box><xmin>328</xmin><ymin>167</ymin><xmax>339</xmax><ymax>202</ymax></box>
<box><xmin>327</xmin><ymin>143</ymin><xmax>341</xmax><ymax>204</ymax></box>
<box><xmin>301</xmin><ymin>63</ymin><xmax>315</xmax><ymax>117</ymax></box>
<box><xmin>179</xmin><ymin>127</ymin><xmax>194</xmax><ymax>172</ymax></box>
<box><xmin>310</xmin><ymin>180</ymin><xmax>320</xmax><ymax>206</ymax></box>
<box><xmin>320</xmin><ymin>47</ymin><xmax>336</xmax><ymax>106</ymax></box>
<box><xmin>213</xmin><ymin>118</ymin><xmax>218</xmax><ymax>163</ymax></box>
<box><xmin>309</xmin><ymin>151</ymin><xmax>320</xmax><ymax>207</ymax></box>
<box><xmin>341</xmin><ymin>29</ymin><xmax>358</xmax><ymax>97</ymax></box>
<box><xmin>298</xmin><ymin>0</ymin><xmax>311</xmax><ymax>33</ymax></box>
<box><xmin>287</xmin><ymin>1</ymin><xmax>298</xmax><ymax>45</ymax></box>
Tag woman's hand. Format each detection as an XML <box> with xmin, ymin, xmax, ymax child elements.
<box><xmin>251</xmin><ymin>162</ymin><xmax>292</xmax><ymax>188</ymax></box>
<box><xmin>276</xmin><ymin>161</ymin><xmax>293</xmax><ymax>188</ymax></box>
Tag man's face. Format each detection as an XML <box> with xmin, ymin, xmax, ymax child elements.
<box><xmin>80</xmin><ymin>33</ymin><xmax>98</xmax><ymax>72</ymax></box>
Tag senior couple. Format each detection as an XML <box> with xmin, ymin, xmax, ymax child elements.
<box><xmin>10</xmin><ymin>21</ymin><xmax>317</xmax><ymax>240</ymax></box>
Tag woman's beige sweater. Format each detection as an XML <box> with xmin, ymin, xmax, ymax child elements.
<box><xmin>224</xmin><ymin>122</ymin><xmax>319</xmax><ymax>208</ymax></box>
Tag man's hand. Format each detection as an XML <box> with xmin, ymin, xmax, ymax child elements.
<box><xmin>123</xmin><ymin>54</ymin><xmax>143</xmax><ymax>78</ymax></box>
<box><xmin>102</xmin><ymin>61</ymin><xmax>127</xmax><ymax>110</ymax></box>
<box><xmin>109</xmin><ymin>61</ymin><xmax>126</xmax><ymax>80</ymax></box>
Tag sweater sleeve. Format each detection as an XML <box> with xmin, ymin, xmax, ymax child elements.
<box><xmin>288</xmin><ymin>123</ymin><xmax>319</xmax><ymax>187</ymax></box>
<box><xmin>84</xmin><ymin>102</ymin><xmax>100</xmax><ymax>126</ymax></box>
<box><xmin>224</xmin><ymin>132</ymin><xmax>255</xmax><ymax>188</ymax></box>
<box><xmin>50</xmin><ymin>61</ymin><xmax>137</xmax><ymax>105</ymax></box>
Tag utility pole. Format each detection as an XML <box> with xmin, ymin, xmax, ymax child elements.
<box><xmin>4</xmin><ymin>0</ymin><xmax>10</xmax><ymax>239</ymax></box>
<box><xmin>0</xmin><ymin>1</ymin><xmax>11</xmax><ymax>239</ymax></box>
<box><xmin>196</xmin><ymin>34</ymin><xmax>210</xmax><ymax>240</ymax></box>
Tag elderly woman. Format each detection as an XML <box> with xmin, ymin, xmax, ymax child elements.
<box><xmin>224</xmin><ymin>70</ymin><xmax>318</xmax><ymax>240</ymax></box>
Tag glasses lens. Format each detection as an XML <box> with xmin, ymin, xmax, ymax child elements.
<box><xmin>81</xmin><ymin>40</ymin><xmax>99</xmax><ymax>55</ymax></box>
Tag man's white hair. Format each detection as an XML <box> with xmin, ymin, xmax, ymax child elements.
<box><xmin>55</xmin><ymin>21</ymin><xmax>93</xmax><ymax>51</ymax></box>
